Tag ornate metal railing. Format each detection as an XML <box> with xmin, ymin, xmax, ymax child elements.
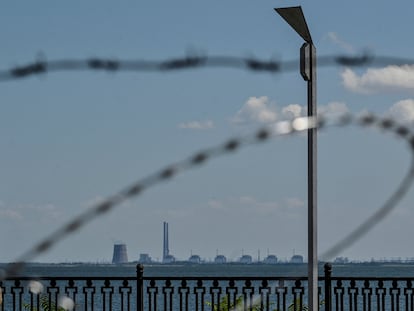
<box><xmin>142</xmin><ymin>275</ymin><xmax>316</xmax><ymax>311</ymax></box>
<box><xmin>324</xmin><ymin>266</ymin><xmax>414</xmax><ymax>311</ymax></box>
<box><xmin>2</xmin><ymin>264</ymin><xmax>414</xmax><ymax>310</ymax></box>
<box><xmin>324</xmin><ymin>263</ymin><xmax>414</xmax><ymax>311</ymax></box>
<box><xmin>0</xmin><ymin>275</ymin><xmax>139</xmax><ymax>311</ymax></box>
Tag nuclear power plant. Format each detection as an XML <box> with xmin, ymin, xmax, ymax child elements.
<box><xmin>112</xmin><ymin>243</ymin><xmax>128</xmax><ymax>264</ymax></box>
<box><xmin>111</xmin><ymin>222</ymin><xmax>291</xmax><ymax>264</ymax></box>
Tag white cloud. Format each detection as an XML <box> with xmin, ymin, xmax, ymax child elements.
<box><xmin>326</xmin><ymin>32</ymin><xmax>355</xmax><ymax>53</ymax></box>
<box><xmin>319</xmin><ymin>101</ymin><xmax>349</xmax><ymax>117</ymax></box>
<box><xmin>342</xmin><ymin>65</ymin><xmax>414</xmax><ymax>94</ymax></box>
<box><xmin>21</xmin><ymin>204</ymin><xmax>62</xmax><ymax>220</ymax></box>
<box><xmin>279</xmin><ymin>101</ymin><xmax>349</xmax><ymax>122</ymax></box>
<box><xmin>232</xmin><ymin>97</ymin><xmax>350</xmax><ymax>128</ymax></box>
<box><xmin>82</xmin><ymin>196</ymin><xmax>105</xmax><ymax>209</ymax></box>
<box><xmin>285</xmin><ymin>197</ymin><xmax>305</xmax><ymax>209</ymax></box>
<box><xmin>178</xmin><ymin>120</ymin><xmax>214</xmax><ymax>130</ymax></box>
<box><xmin>387</xmin><ymin>99</ymin><xmax>414</xmax><ymax>123</ymax></box>
<box><xmin>282</xmin><ymin>104</ymin><xmax>304</xmax><ymax>119</ymax></box>
<box><xmin>0</xmin><ymin>208</ymin><xmax>22</xmax><ymax>220</ymax></box>
<box><xmin>206</xmin><ymin>195</ymin><xmax>304</xmax><ymax>216</ymax></box>
<box><xmin>207</xmin><ymin>199</ymin><xmax>223</xmax><ymax>210</ymax></box>
<box><xmin>0</xmin><ymin>203</ymin><xmax>63</xmax><ymax>221</ymax></box>
<box><xmin>232</xmin><ymin>96</ymin><xmax>278</xmax><ymax>124</ymax></box>
<box><xmin>238</xmin><ymin>196</ymin><xmax>280</xmax><ymax>214</ymax></box>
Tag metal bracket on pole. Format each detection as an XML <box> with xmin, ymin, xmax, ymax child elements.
<box><xmin>300</xmin><ymin>43</ymin><xmax>311</xmax><ymax>81</ymax></box>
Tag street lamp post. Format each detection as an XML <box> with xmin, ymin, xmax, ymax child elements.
<box><xmin>274</xmin><ymin>6</ymin><xmax>318</xmax><ymax>311</ymax></box>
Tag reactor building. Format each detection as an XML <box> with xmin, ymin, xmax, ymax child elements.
<box><xmin>112</xmin><ymin>243</ymin><xmax>128</xmax><ymax>264</ymax></box>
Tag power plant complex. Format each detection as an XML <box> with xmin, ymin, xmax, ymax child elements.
<box><xmin>111</xmin><ymin>222</ymin><xmax>300</xmax><ymax>264</ymax></box>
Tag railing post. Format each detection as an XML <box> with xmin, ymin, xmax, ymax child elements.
<box><xmin>324</xmin><ymin>263</ymin><xmax>332</xmax><ymax>311</ymax></box>
<box><xmin>137</xmin><ymin>264</ymin><xmax>144</xmax><ymax>311</ymax></box>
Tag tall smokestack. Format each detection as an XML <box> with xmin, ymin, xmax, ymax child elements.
<box><xmin>163</xmin><ymin>222</ymin><xmax>169</xmax><ymax>263</ymax></box>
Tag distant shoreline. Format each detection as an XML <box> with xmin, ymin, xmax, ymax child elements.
<box><xmin>3</xmin><ymin>261</ymin><xmax>414</xmax><ymax>267</ymax></box>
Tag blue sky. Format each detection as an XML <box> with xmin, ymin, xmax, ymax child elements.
<box><xmin>1</xmin><ymin>1</ymin><xmax>414</xmax><ymax>263</ymax></box>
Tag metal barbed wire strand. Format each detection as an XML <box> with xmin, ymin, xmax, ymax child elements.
<box><xmin>1</xmin><ymin>113</ymin><xmax>414</xmax><ymax>283</ymax></box>
<box><xmin>1</xmin><ymin>53</ymin><xmax>414</xmax><ymax>81</ymax></box>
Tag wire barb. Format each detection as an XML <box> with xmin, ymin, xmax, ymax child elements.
<box><xmin>335</xmin><ymin>54</ymin><xmax>374</xmax><ymax>66</ymax></box>
<box><xmin>88</xmin><ymin>59</ymin><xmax>119</xmax><ymax>71</ymax></box>
<box><xmin>11</xmin><ymin>61</ymin><xmax>46</xmax><ymax>78</ymax></box>
<box><xmin>160</xmin><ymin>56</ymin><xmax>206</xmax><ymax>70</ymax></box>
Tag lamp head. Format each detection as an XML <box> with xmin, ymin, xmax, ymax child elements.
<box><xmin>275</xmin><ymin>6</ymin><xmax>312</xmax><ymax>43</ymax></box>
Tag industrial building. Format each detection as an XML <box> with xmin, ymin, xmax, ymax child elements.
<box><xmin>214</xmin><ymin>254</ymin><xmax>227</xmax><ymax>264</ymax></box>
<box><xmin>188</xmin><ymin>254</ymin><xmax>201</xmax><ymax>264</ymax></box>
<box><xmin>239</xmin><ymin>254</ymin><xmax>253</xmax><ymax>264</ymax></box>
<box><xmin>138</xmin><ymin>253</ymin><xmax>152</xmax><ymax>264</ymax></box>
<box><xmin>291</xmin><ymin>254</ymin><xmax>304</xmax><ymax>264</ymax></box>
<box><xmin>263</xmin><ymin>254</ymin><xmax>278</xmax><ymax>264</ymax></box>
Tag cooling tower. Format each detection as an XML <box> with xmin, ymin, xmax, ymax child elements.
<box><xmin>112</xmin><ymin>244</ymin><xmax>128</xmax><ymax>264</ymax></box>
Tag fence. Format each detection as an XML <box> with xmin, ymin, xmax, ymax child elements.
<box><xmin>2</xmin><ymin>263</ymin><xmax>414</xmax><ymax>311</ymax></box>
<box><xmin>0</xmin><ymin>275</ymin><xmax>138</xmax><ymax>311</ymax></box>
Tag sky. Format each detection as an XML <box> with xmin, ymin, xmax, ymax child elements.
<box><xmin>1</xmin><ymin>0</ymin><xmax>414</xmax><ymax>263</ymax></box>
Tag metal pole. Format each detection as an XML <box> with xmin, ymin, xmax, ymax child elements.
<box><xmin>324</xmin><ymin>263</ymin><xmax>332</xmax><ymax>311</ymax></box>
<box><xmin>136</xmin><ymin>264</ymin><xmax>144</xmax><ymax>311</ymax></box>
<box><xmin>302</xmin><ymin>42</ymin><xmax>318</xmax><ymax>311</ymax></box>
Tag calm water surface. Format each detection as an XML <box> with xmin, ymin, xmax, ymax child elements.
<box><xmin>7</xmin><ymin>262</ymin><xmax>414</xmax><ymax>277</ymax></box>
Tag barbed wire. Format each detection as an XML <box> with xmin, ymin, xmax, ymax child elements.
<box><xmin>1</xmin><ymin>112</ymin><xmax>413</xmax><ymax>282</ymax></box>
<box><xmin>1</xmin><ymin>53</ymin><xmax>414</xmax><ymax>81</ymax></box>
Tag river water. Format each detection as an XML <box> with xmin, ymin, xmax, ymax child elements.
<box><xmin>11</xmin><ymin>262</ymin><xmax>414</xmax><ymax>277</ymax></box>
